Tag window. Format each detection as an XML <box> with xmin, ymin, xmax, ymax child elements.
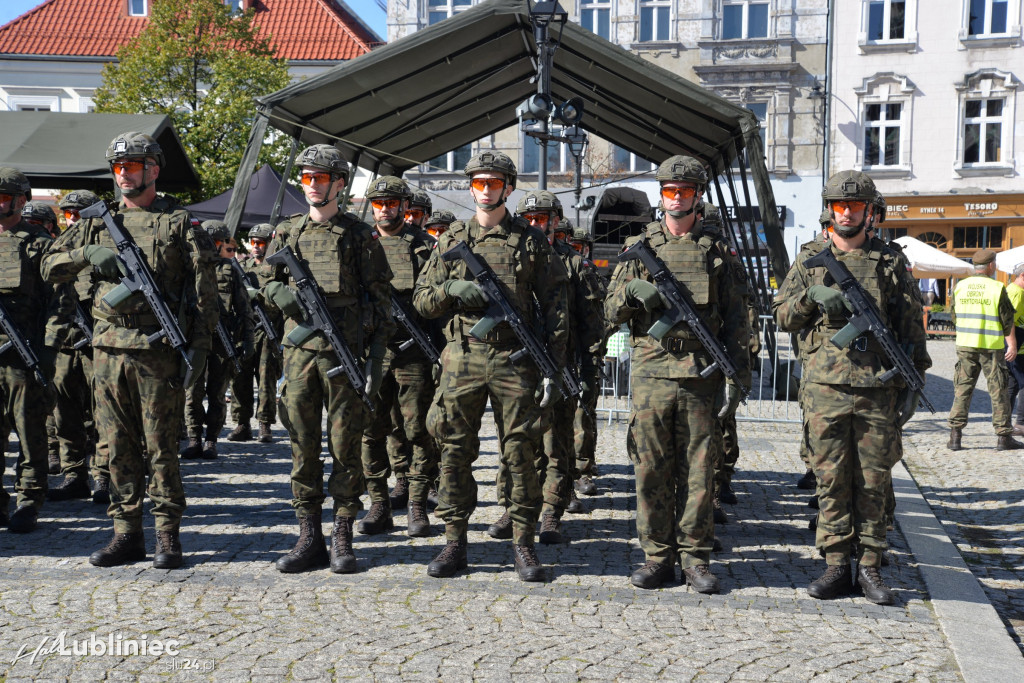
<box><xmin>732</xmin><ymin>102</ymin><xmax>767</xmax><ymax>169</ymax></box>
<box><xmin>128</xmin><ymin>0</ymin><xmax>147</xmax><ymax>16</ymax></box>
<box><xmin>722</xmin><ymin>1</ymin><xmax>769</xmax><ymax>40</ymax></box>
<box><xmin>522</xmin><ymin>133</ymin><xmax>570</xmax><ymax>174</ymax></box>
<box><xmin>953</xmin><ymin>225</ymin><xmax>1003</xmax><ymax>250</ymax></box>
<box><xmin>580</xmin><ymin>0</ymin><xmax>611</xmax><ymax>40</ymax></box>
<box><xmin>864</xmin><ymin>103</ymin><xmax>902</xmax><ymax>167</ymax></box>
<box><xmin>225</xmin><ymin>0</ymin><xmax>245</xmax><ymax>15</ymax></box>
<box><xmin>424</xmin><ymin>143</ymin><xmax>472</xmax><ymax>172</ymax></box>
<box><xmin>639</xmin><ymin>0</ymin><xmax>670</xmax><ymax>42</ymax></box>
<box><xmin>968</xmin><ymin>0</ymin><xmax>1008</xmax><ymax>35</ymax></box>
<box><xmin>610</xmin><ymin>146</ymin><xmax>655</xmax><ymax>173</ymax></box>
<box><xmin>918</xmin><ymin>232</ymin><xmax>947</xmax><ymax>250</ymax></box>
<box><xmin>867</xmin><ymin>1</ymin><xmax>905</xmax><ymax>40</ymax></box>
<box><xmin>428</xmin><ymin>0</ymin><xmax>472</xmax><ymax>25</ymax></box>
<box><xmin>963</xmin><ymin>98</ymin><xmax>1004</xmax><ymax>164</ymax></box>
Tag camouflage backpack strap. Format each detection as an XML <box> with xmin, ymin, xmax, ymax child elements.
<box><xmin>286</xmin><ymin>213</ymin><xmax>312</xmax><ymax>258</ymax></box>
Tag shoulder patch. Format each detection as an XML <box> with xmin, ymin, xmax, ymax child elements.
<box><xmin>371</xmin><ymin>230</ymin><xmax>380</xmax><ymax>240</ymax></box>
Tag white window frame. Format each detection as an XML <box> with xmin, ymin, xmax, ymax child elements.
<box><xmin>521</xmin><ymin>130</ymin><xmax>571</xmax><ymax>175</ymax></box>
<box><xmin>858</xmin><ymin>0</ymin><xmax>918</xmax><ymax>52</ymax></box>
<box><xmin>954</xmin><ymin>69</ymin><xmax>1017</xmax><ymax>177</ymax></box>
<box><xmin>853</xmin><ymin>73</ymin><xmax>915</xmax><ymax>178</ymax></box>
<box><xmin>422</xmin><ymin>143</ymin><xmax>473</xmax><ymax>173</ymax></box>
<box><xmin>609</xmin><ymin>145</ymin><xmax>656</xmax><ymax>174</ymax></box>
<box><xmin>128</xmin><ymin>0</ymin><xmax>147</xmax><ymax>17</ymax></box>
<box><xmin>638</xmin><ymin>0</ymin><xmax>672</xmax><ymax>43</ymax></box>
<box><xmin>959</xmin><ymin>0</ymin><xmax>1021</xmax><ymax>47</ymax></box>
<box><xmin>8</xmin><ymin>94</ymin><xmax>60</xmax><ymax>112</ymax></box>
<box><xmin>225</xmin><ymin>0</ymin><xmax>246</xmax><ymax>15</ymax></box>
<box><xmin>579</xmin><ymin>0</ymin><xmax>612</xmax><ymax>40</ymax></box>
<box><xmin>720</xmin><ymin>0</ymin><xmax>770</xmax><ymax>40</ymax></box>
<box><xmin>862</xmin><ymin>102</ymin><xmax>904</xmax><ymax>168</ymax></box>
<box><xmin>425</xmin><ymin>0</ymin><xmax>474</xmax><ymax>26</ymax></box>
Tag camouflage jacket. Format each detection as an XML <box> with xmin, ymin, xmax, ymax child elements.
<box><xmin>376</xmin><ymin>222</ymin><xmax>437</xmax><ymax>359</ymax></box>
<box><xmin>261</xmin><ymin>211</ymin><xmax>395</xmax><ymax>356</ymax></box>
<box><xmin>41</xmin><ymin>197</ymin><xmax>219</xmax><ymax>352</ymax></box>
<box><xmin>553</xmin><ymin>238</ymin><xmax>607</xmax><ymax>370</ymax></box>
<box><xmin>773</xmin><ymin>235</ymin><xmax>931</xmax><ymax>387</ymax></box>
<box><xmin>0</xmin><ymin>219</ymin><xmax>53</xmax><ymax>353</ymax></box>
<box><xmin>412</xmin><ymin>210</ymin><xmax>569</xmax><ymax>367</ymax></box>
<box><xmin>237</xmin><ymin>254</ymin><xmax>283</xmax><ymax>343</ymax></box>
<box><xmin>604</xmin><ymin>219</ymin><xmax>750</xmax><ymax>383</ymax></box>
<box><xmin>214</xmin><ymin>257</ymin><xmax>254</xmax><ymax>357</ymax></box>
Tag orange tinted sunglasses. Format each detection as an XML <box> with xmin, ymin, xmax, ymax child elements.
<box><xmin>470</xmin><ymin>178</ymin><xmax>504</xmax><ymax>191</ymax></box>
<box><xmin>405</xmin><ymin>209</ymin><xmax>425</xmax><ymax>222</ymax></box>
<box><xmin>831</xmin><ymin>200</ymin><xmax>867</xmax><ymax>213</ymax></box>
<box><xmin>522</xmin><ymin>212</ymin><xmax>550</xmax><ymax>226</ymax></box>
<box><xmin>63</xmin><ymin>209</ymin><xmax>81</xmax><ymax>221</ymax></box>
<box><xmin>111</xmin><ymin>160</ymin><xmax>147</xmax><ymax>174</ymax></box>
<box><xmin>300</xmin><ymin>171</ymin><xmax>332</xmax><ymax>186</ymax></box>
<box><xmin>660</xmin><ymin>186</ymin><xmax>698</xmax><ymax>200</ymax></box>
<box><xmin>371</xmin><ymin>198</ymin><xmax>401</xmax><ymax>210</ymax></box>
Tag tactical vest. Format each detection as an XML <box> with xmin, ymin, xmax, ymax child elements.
<box><xmin>288</xmin><ymin>214</ymin><xmax>359</xmax><ymax>304</ymax></box>
<box><xmin>0</xmin><ymin>229</ymin><xmax>31</xmax><ymax>293</ymax></box>
<box><xmin>215</xmin><ymin>259</ymin><xmax>237</xmax><ymax>321</ymax></box>
<box><xmin>953</xmin><ymin>276</ymin><xmax>1006</xmax><ymax>350</ymax></box>
<box><xmin>379</xmin><ymin>229</ymin><xmax>419</xmax><ymax>296</ymax></box>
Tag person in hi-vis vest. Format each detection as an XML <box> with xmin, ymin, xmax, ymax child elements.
<box><xmin>948</xmin><ymin>248</ymin><xmax>1024</xmax><ymax>451</ymax></box>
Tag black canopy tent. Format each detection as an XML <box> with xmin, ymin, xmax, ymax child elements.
<box><xmin>187</xmin><ymin>164</ymin><xmax>306</xmax><ymax>230</ymax></box>
<box><xmin>0</xmin><ymin>112</ymin><xmax>200</xmax><ymax>193</ymax></box>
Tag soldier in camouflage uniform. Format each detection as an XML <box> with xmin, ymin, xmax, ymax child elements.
<box><xmin>413</xmin><ymin>151</ymin><xmax>569</xmax><ymax>581</ymax></box>
<box><xmin>605</xmin><ymin>155</ymin><xmax>749</xmax><ymax>593</ymax></box>
<box><xmin>228</xmin><ymin>222</ymin><xmax>282</xmax><ymax>444</ymax></box>
<box><xmin>0</xmin><ymin>169</ymin><xmax>53</xmax><ymax>533</ymax></box>
<box><xmin>43</xmin><ymin>133</ymin><xmax>220</xmax><ymax>567</ymax></box>
<box><xmin>424</xmin><ymin>209</ymin><xmax>455</xmax><ymax>240</ymax></box>
<box><xmin>260</xmin><ymin>144</ymin><xmax>394</xmax><ymax>574</ymax></box>
<box><xmin>405</xmin><ymin>189</ymin><xmax>432</xmax><ymax>229</ymax></box>
<box><xmin>182</xmin><ymin>221</ymin><xmax>254</xmax><ymax>460</ymax></box>
<box><xmin>773</xmin><ymin>170</ymin><xmax>930</xmax><ymax>604</ymax></box>
<box><xmin>359</xmin><ymin>176</ymin><xmax>438</xmax><ymax>538</ymax></box>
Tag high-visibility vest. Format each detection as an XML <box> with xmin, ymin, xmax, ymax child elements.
<box><xmin>953</xmin><ymin>275</ymin><xmax>1006</xmax><ymax>349</ymax></box>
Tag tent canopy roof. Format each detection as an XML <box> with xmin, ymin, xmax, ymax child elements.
<box><xmin>187</xmin><ymin>164</ymin><xmax>306</xmax><ymax>230</ymax></box>
<box><xmin>257</xmin><ymin>0</ymin><xmax>756</xmax><ymax>177</ymax></box>
<box><xmin>0</xmin><ymin>112</ymin><xmax>201</xmax><ymax>192</ymax></box>
<box><xmin>894</xmin><ymin>236</ymin><xmax>974</xmax><ymax>279</ymax></box>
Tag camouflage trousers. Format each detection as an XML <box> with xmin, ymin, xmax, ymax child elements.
<box><xmin>93</xmin><ymin>347</ymin><xmax>186</xmax><ymax>533</ymax></box>
<box><xmin>361</xmin><ymin>349</ymin><xmax>437</xmax><ymax>503</ymax></box>
<box><xmin>948</xmin><ymin>346</ymin><xmax>1012</xmax><ymax>435</ymax></box>
<box><xmin>51</xmin><ymin>346</ymin><xmax>95</xmax><ymax>480</ymax></box>
<box><xmin>0</xmin><ymin>361</ymin><xmax>50</xmax><ymax>512</ymax></box>
<box><xmin>429</xmin><ymin>340</ymin><xmax>543</xmax><ymax>546</ymax></box>
<box><xmin>573</xmin><ymin>386</ymin><xmax>599</xmax><ymax>476</ymax></box>
<box><xmin>280</xmin><ymin>345</ymin><xmax>368</xmax><ymax>519</ymax></box>
<box><xmin>230</xmin><ymin>336</ymin><xmax>282</xmax><ymax>425</ymax></box>
<box><xmin>712</xmin><ymin>414</ymin><xmax>739</xmax><ymax>491</ymax></box>
<box><xmin>806</xmin><ymin>383</ymin><xmax>899</xmax><ymax>567</ymax></box>
<box><xmin>627</xmin><ymin>375</ymin><xmax>718</xmax><ymax>568</ymax></box>
<box><xmin>185</xmin><ymin>351</ymin><xmax>235</xmax><ymax>440</ymax></box>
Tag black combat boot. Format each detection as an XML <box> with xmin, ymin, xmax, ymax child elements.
<box><xmin>47</xmin><ymin>475</ymin><xmax>90</xmax><ymax>501</ymax></box>
<box><xmin>996</xmin><ymin>435</ymin><xmax>1024</xmax><ymax>450</ymax></box>
<box><xmin>48</xmin><ymin>451</ymin><xmax>60</xmax><ymax>475</ymax></box>
<box><xmin>512</xmin><ymin>544</ymin><xmax>547</xmax><ymax>582</ymax></box>
<box><xmin>630</xmin><ymin>560</ymin><xmax>674</xmax><ymax>589</ymax></box>
<box><xmin>153</xmin><ymin>529</ymin><xmax>183</xmax><ymax>569</ymax></box>
<box><xmin>201</xmin><ymin>440</ymin><xmax>218</xmax><ymax>460</ymax></box>
<box><xmin>682</xmin><ymin>564</ymin><xmax>720</xmax><ymax>594</ymax></box>
<box><xmin>712</xmin><ymin>496</ymin><xmax>728</xmax><ymax>524</ymax></box>
<box><xmin>357</xmin><ymin>500</ymin><xmax>393</xmax><ymax>535</ymax></box>
<box><xmin>808</xmin><ymin>495</ymin><xmax>820</xmax><ymax>509</ymax></box>
<box><xmin>856</xmin><ymin>565</ymin><xmax>895</xmax><ymax>605</ymax></box>
<box><xmin>947</xmin><ymin>427</ymin><xmax>962</xmax><ymax>451</ymax></box>
<box><xmin>427</xmin><ymin>535</ymin><xmax>467</xmax><ymax>578</ymax></box>
<box><xmin>487</xmin><ymin>510</ymin><xmax>513</xmax><ymax>539</ymax></box>
<box><xmin>92</xmin><ymin>475</ymin><xmax>111</xmax><ymax>505</ymax></box>
<box><xmin>276</xmin><ymin>516</ymin><xmax>329</xmax><ymax>573</ymax></box>
<box><xmin>407</xmin><ymin>500</ymin><xmax>432</xmax><ymax>538</ymax></box>
<box><xmin>565</xmin><ymin>488</ymin><xmax>585</xmax><ymax>513</ymax></box>
<box><xmin>426</xmin><ymin>486</ymin><xmax>439</xmax><ymax>509</ymax></box>
<box><xmin>258</xmin><ymin>422</ymin><xmax>274</xmax><ymax>444</ymax></box>
<box><xmin>8</xmin><ymin>505</ymin><xmax>38</xmax><ymax>533</ymax></box>
<box><xmin>226</xmin><ymin>423</ymin><xmax>252</xmax><ymax>442</ymax></box>
<box><xmin>89</xmin><ymin>531</ymin><xmax>146</xmax><ymax>567</ymax></box>
<box><xmin>180</xmin><ymin>438</ymin><xmax>202</xmax><ymax>460</ymax></box>
<box><xmin>718</xmin><ymin>480</ymin><xmax>738</xmax><ymax>505</ymax></box>
<box><xmin>389</xmin><ymin>476</ymin><xmax>409</xmax><ymax>510</ymax></box>
<box><xmin>330</xmin><ymin>516</ymin><xmax>357</xmax><ymax>574</ymax></box>
<box><xmin>807</xmin><ymin>563</ymin><xmax>853</xmax><ymax>600</ymax></box>
<box><xmin>538</xmin><ymin>510</ymin><xmax>565</xmax><ymax>545</ymax></box>
<box><xmin>796</xmin><ymin>469</ymin><xmax>816</xmax><ymax>490</ymax></box>
<box><xmin>574</xmin><ymin>475</ymin><xmax>597</xmax><ymax>496</ymax></box>
<box><xmin>0</xmin><ymin>508</ymin><xmax>8</xmax><ymax>526</ymax></box>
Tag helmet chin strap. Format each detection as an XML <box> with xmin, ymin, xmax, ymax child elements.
<box><xmin>666</xmin><ymin>207</ymin><xmax>695</xmax><ymax>219</ymax></box>
<box><xmin>474</xmin><ymin>180</ymin><xmax>508</xmax><ymax>211</ymax></box>
<box><xmin>833</xmin><ymin>209</ymin><xmax>870</xmax><ymax>238</ymax></box>
<box><xmin>118</xmin><ymin>165</ymin><xmax>152</xmax><ymax>198</ymax></box>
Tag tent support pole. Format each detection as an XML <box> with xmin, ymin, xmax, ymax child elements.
<box><xmin>340</xmin><ymin>149</ymin><xmax>362</xmax><ymax>211</ymax></box>
<box><xmin>360</xmin><ymin>160</ymin><xmax>382</xmax><ymax>223</ymax></box>
<box><xmin>225</xmin><ymin>109</ymin><xmax>270</xmax><ymax>238</ymax></box>
<box><xmin>269</xmin><ymin>137</ymin><xmax>300</xmax><ymax>226</ymax></box>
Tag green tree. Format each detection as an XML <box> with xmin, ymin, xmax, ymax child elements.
<box><xmin>95</xmin><ymin>0</ymin><xmax>291</xmax><ymax>202</ymax></box>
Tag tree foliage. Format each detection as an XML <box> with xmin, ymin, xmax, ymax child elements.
<box><xmin>95</xmin><ymin>0</ymin><xmax>291</xmax><ymax>202</ymax></box>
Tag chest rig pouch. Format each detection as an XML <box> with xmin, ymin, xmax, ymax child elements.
<box><xmin>381</xmin><ymin>230</ymin><xmax>418</xmax><ymax>295</ymax></box>
<box><xmin>0</xmin><ymin>231</ymin><xmax>29</xmax><ymax>293</ymax></box>
<box><xmin>291</xmin><ymin>215</ymin><xmax>358</xmax><ymax>301</ymax></box>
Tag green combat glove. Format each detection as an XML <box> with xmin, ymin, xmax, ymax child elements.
<box><xmin>81</xmin><ymin>245</ymin><xmax>123</xmax><ymax>279</ymax></box>
<box><xmin>806</xmin><ymin>284</ymin><xmax>852</xmax><ymax>318</ymax></box>
<box><xmin>714</xmin><ymin>382</ymin><xmax>742</xmax><ymax>420</ymax></box>
<box><xmin>624</xmin><ymin>279</ymin><xmax>666</xmax><ymax>311</ymax></box>
<box><xmin>246</xmin><ymin>286</ymin><xmax>260</xmax><ymax>301</ymax></box>
<box><xmin>896</xmin><ymin>389</ymin><xmax>919</xmax><ymax>428</ymax></box>
<box><xmin>364</xmin><ymin>356</ymin><xmax>384</xmax><ymax>400</ymax></box>
<box><xmin>264</xmin><ymin>281</ymin><xmax>304</xmax><ymax>320</ymax></box>
<box><xmin>444</xmin><ymin>279</ymin><xmax>488</xmax><ymax>308</ymax></box>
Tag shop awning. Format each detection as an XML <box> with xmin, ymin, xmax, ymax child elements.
<box><xmin>996</xmin><ymin>245</ymin><xmax>1024</xmax><ymax>275</ymax></box>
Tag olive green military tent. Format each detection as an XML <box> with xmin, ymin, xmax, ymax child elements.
<box><xmin>0</xmin><ymin>112</ymin><xmax>200</xmax><ymax>193</ymax></box>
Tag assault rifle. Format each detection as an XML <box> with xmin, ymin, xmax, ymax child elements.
<box><xmin>265</xmin><ymin>245</ymin><xmax>373</xmax><ymax>410</ymax></box>
<box><xmin>215</xmin><ymin>318</ymin><xmax>241</xmax><ymax>373</ymax></box>
<box><xmin>391</xmin><ymin>294</ymin><xmax>440</xmax><ymax>366</ymax></box>
<box><xmin>0</xmin><ymin>298</ymin><xmax>49</xmax><ymax>388</ymax></box>
<box><xmin>441</xmin><ymin>240</ymin><xmax>585</xmax><ymax>405</ymax></box>
<box><xmin>230</xmin><ymin>258</ymin><xmax>279</xmax><ymax>345</ymax></box>
<box><xmin>618</xmin><ymin>239</ymin><xmax>749</xmax><ymax>395</ymax></box>
<box><xmin>72</xmin><ymin>302</ymin><xmax>93</xmax><ymax>350</ymax></box>
<box><xmin>803</xmin><ymin>246</ymin><xmax>935</xmax><ymax>412</ymax></box>
<box><xmin>79</xmin><ymin>201</ymin><xmax>194</xmax><ymax>378</ymax></box>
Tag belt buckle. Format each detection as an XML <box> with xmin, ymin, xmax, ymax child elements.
<box><xmin>852</xmin><ymin>336</ymin><xmax>868</xmax><ymax>352</ymax></box>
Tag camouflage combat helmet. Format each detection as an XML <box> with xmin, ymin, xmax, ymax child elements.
<box><xmin>201</xmin><ymin>219</ymin><xmax>231</xmax><ymax>242</ymax></box>
<box><xmin>409</xmin><ymin>189</ymin><xmax>432</xmax><ymax>213</ymax></box>
<box><xmin>59</xmin><ymin>190</ymin><xmax>100</xmax><ymax>211</ymax></box>
<box><xmin>0</xmin><ymin>167</ymin><xmax>32</xmax><ymax>201</ymax></box>
<box><xmin>517</xmin><ymin>190</ymin><xmax>562</xmax><ymax>219</ymax></box>
<box><xmin>571</xmin><ymin>226</ymin><xmax>592</xmax><ymax>244</ymax></box>
<box><xmin>463</xmin><ymin>150</ymin><xmax>517</xmax><ymax>186</ymax></box>
<box><xmin>249</xmin><ymin>223</ymin><xmax>274</xmax><ymax>241</ymax></box>
<box><xmin>425</xmin><ymin>209</ymin><xmax>456</xmax><ymax>227</ymax></box>
<box><xmin>701</xmin><ymin>203</ymin><xmax>724</xmax><ymax>230</ymax></box>
<box><xmin>821</xmin><ymin>170</ymin><xmax>876</xmax><ymax>203</ymax></box>
<box><xmin>872</xmin><ymin>191</ymin><xmax>887</xmax><ymax>224</ymax></box>
<box><xmin>366</xmin><ymin>175</ymin><xmax>411</xmax><ymax>200</ymax></box>
<box><xmin>655</xmin><ymin>155</ymin><xmax>707</xmax><ymax>187</ymax></box>
<box><xmin>819</xmin><ymin>209</ymin><xmax>832</xmax><ymax>227</ymax></box>
<box><xmin>21</xmin><ymin>200</ymin><xmax>55</xmax><ymax>223</ymax></box>
<box><xmin>298</xmin><ymin>144</ymin><xmax>349</xmax><ymax>176</ymax></box>
<box><xmin>106</xmin><ymin>132</ymin><xmax>165</xmax><ymax>167</ymax></box>
<box><xmin>560</xmin><ymin>217</ymin><xmax>573</xmax><ymax>231</ymax></box>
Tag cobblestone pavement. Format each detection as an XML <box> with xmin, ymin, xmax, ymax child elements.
<box><xmin>0</xmin><ymin>338</ymin><xmax>1004</xmax><ymax>680</ymax></box>
<box><xmin>901</xmin><ymin>338</ymin><xmax>1024</xmax><ymax>655</ymax></box>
